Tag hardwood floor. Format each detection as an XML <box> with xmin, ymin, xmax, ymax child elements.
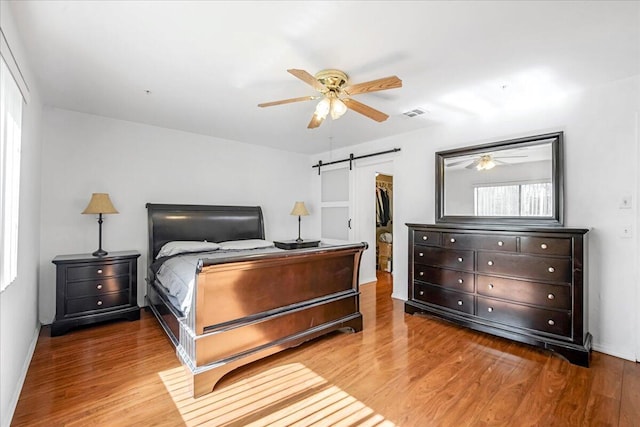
<box><xmin>11</xmin><ymin>272</ymin><xmax>640</xmax><ymax>426</ymax></box>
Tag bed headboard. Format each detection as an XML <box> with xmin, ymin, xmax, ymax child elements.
<box><xmin>146</xmin><ymin>203</ymin><xmax>265</xmax><ymax>262</ymax></box>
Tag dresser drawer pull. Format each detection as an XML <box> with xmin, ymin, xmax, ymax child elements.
<box><xmin>488</xmin><ymin>284</ymin><xmax>494</xmax><ymax>289</ymax></box>
<box><xmin>450</xmin><ymin>238</ymin><xmax>456</xmax><ymax>243</ymax></box>
<box><xmin>487</xmin><ymin>260</ymin><xmax>494</xmax><ymax>266</ymax></box>
<box><xmin>97</xmin><ymin>269</ymin><xmax>103</xmax><ymax>274</ymax></box>
<box><xmin>97</xmin><ymin>300</ymin><xmax>103</xmax><ymax>306</ymax></box>
<box><xmin>548</xmin><ymin>266</ymin><xmax>555</xmax><ymax>273</ymax></box>
<box><xmin>457</xmin><ymin>278</ymin><xmax>464</xmax><ymax>284</ymax></box>
<box><xmin>419</xmin><ymin>252</ymin><xmax>424</xmax><ymax>257</ymax></box>
<box><xmin>457</xmin><ymin>257</ymin><xmax>463</xmax><ymax>262</ymax></box>
<box><xmin>548</xmin><ymin>319</ymin><xmax>555</xmax><ymax>326</ymax></box>
<box><xmin>487</xmin><ymin>307</ymin><xmax>494</xmax><ymax>312</ymax></box>
<box><xmin>541</xmin><ymin>243</ymin><xmax>548</xmax><ymax>250</ymax></box>
<box><xmin>422</xmin><ymin>236</ymin><xmax>428</xmax><ymax>241</ymax></box>
<box><xmin>419</xmin><ymin>290</ymin><xmax>424</xmax><ymax>296</ymax></box>
<box><xmin>457</xmin><ymin>300</ymin><xmax>463</xmax><ymax>306</ymax></box>
<box><xmin>419</xmin><ymin>272</ymin><xmax>424</xmax><ymax>276</ymax></box>
<box><xmin>547</xmin><ymin>293</ymin><xmax>555</xmax><ymax>300</ymax></box>
<box><xmin>96</xmin><ymin>284</ymin><xmax>103</xmax><ymax>290</ymax></box>
<box><xmin>497</xmin><ymin>241</ymin><xmax>504</xmax><ymax>246</ymax></box>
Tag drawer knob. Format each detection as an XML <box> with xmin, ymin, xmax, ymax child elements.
<box><xmin>419</xmin><ymin>252</ymin><xmax>424</xmax><ymax>257</ymax></box>
<box><xmin>419</xmin><ymin>290</ymin><xmax>424</xmax><ymax>296</ymax></box>
<box><xmin>457</xmin><ymin>300</ymin><xmax>463</xmax><ymax>306</ymax></box>
<box><xmin>457</xmin><ymin>278</ymin><xmax>464</xmax><ymax>284</ymax></box>
<box><xmin>541</xmin><ymin>243</ymin><xmax>548</xmax><ymax>250</ymax></box>
<box><xmin>450</xmin><ymin>238</ymin><xmax>456</xmax><ymax>243</ymax></box>
<box><xmin>422</xmin><ymin>236</ymin><xmax>428</xmax><ymax>240</ymax></box>
<box><xmin>419</xmin><ymin>272</ymin><xmax>424</xmax><ymax>276</ymax></box>
<box><xmin>96</xmin><ymin>284</ymin><xmax>103</xmax><ymax>290</ymax></box>
<box><xmin>97</xmin><ymin>300</ymin><xmax>103</xmax><ymax>306</ymax></box>
<box><xmin>457</xmin><ymin>257</ymin><xmax>463</xmax><ymax>262</ymax></box>
<box><xmin>497</xmin><ymin>241</ymin><xmax>504</xmax><ymax>246</ymax></box>
<box><xmin>548</xmin><ymin>319</ymin><xmax>555</xmax><ymax>326</ymax></box>
<box><xmin>97</xmin><ymin>269</ymin><xmax>103</xmax><ymax>274</ymax></box>
<box><xmin>488</xmin><ymin>284</ymin><xmax>494</xmax><ymax>289</ymax></box>
<box><xmin>547</xmin><ymin>293</ymin><xmax>555</xmax><ymax>300</ymax></box>
<box><xmin>548</xmin><ymin>266</ymin><xmax>555</xmax><ymax>273</ymax></box>
<box><xmin>487</xmin><ymin>307</ymin><xmax>494</xmax><ymax>313</ymax></box>
<box><xmin>487</xmin><ymin>260</ymin><xmax>494</xmax><ymax>266</ymax></box>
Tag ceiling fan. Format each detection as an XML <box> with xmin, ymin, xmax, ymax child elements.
<box><xmin>258</xmin><ymin>69</ymin><xmax>402</xmax><ymax>129</ymax></box>
<box><xmin>447</xmin><ymin>154</ymin><xmax>528</xmax><ymax>171</ymax></box>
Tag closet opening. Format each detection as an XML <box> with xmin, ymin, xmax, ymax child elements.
<box><xmin>376</xmin><ymin>173</ymin><xmax>393</xmax><ymax>274</ymax></box>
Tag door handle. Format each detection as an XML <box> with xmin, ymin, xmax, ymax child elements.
<box><xmin>348</xmin><ymin>219</ymin><xmax>352</xmax><ymax>229</ymax></box>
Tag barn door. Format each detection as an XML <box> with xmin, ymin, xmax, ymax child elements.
<box><xmin>320</xmin><ymin>165</ymin><xmax>353</xmax><ymax>241</ymax></box>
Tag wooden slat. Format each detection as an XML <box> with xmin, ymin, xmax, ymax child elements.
<box><xmin>343</xmin><ymin>98</ymin><xmax>389</xmax><ymax>122</ymax></box>
<box><xmin>342</xmin><ymin>75</ymin><xmax>402</xmax><ymax>95</ymax></box>
<box><xmin>258</xmin><ymin>95</ymin><xmax>315</xmax><ymax>108</ymax></box>
<box><xmin>287</xmin><ymin>68</ymin><xmax>326</xmax><ymax>92</ymax></box>
<box><xmin>10</xmin><ymin>273</ymin><xmax>640</xmax><ymax>426</ymax></box>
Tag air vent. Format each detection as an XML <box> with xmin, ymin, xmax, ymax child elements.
<box><xmin>403</xmin><ymin>108</ymin><xmax>426</xmax><ymax>118</ymax></box>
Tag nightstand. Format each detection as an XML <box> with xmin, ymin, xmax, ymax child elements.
<box><xmin>274</xmin><ymin>240</ymin><xmax>321</xmax><ymax>250</ymax></box>
<box><xmin>51</xmin><ymin>250</ymin><xmax>140</xmax><ymax>336</ymax></box>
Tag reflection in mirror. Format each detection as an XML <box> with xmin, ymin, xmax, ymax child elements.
<box><xmin>436</xmin><ymin>132</ymin><xmax>563</xmax><ymax>226</ymax></box>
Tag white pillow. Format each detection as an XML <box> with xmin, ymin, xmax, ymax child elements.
<box><xmin>218</xmin><ymin>239</ymin><xmax>274</xmax><ymax>250</ymax></box>
<box><xmin>156</xmin><ymin>241</ymin><xmax>221</xmax><ymax>259</ymax></box>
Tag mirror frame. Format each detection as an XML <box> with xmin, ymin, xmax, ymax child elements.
<box><xmin>436</xmin><ymin>131</ymin><xmax>564</xmax><ymax>226</ymax></box>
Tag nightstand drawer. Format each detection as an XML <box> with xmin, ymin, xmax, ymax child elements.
<box><xmin>66</xmin><ymin>277</ymin><xmax>130</xmax><ymax>298</ymax></box>
<box><xmin>67</xmin><ymin>261</ymin><xmax>130</xmax><ymax>281</ymax></box>
<box><xmin>66</xmin><ymin>291</ymin><xmax>130</xmax><ymax>315</ymax></box>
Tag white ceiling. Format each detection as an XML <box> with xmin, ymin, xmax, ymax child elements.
<box><xmin>8</xmin><ymin>1</ymin><xmax>640</xmax><ymax>155</ymax></box>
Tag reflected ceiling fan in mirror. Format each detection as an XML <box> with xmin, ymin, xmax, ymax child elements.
<box><xmin>258</xmin><ymin>69</ymin><xmax>402</xmax><ymax>129</ymax></box>
<box><xmin>446</xmin><ymin>153</ymin><xmax>528</xmax><ymax>171</ymax></box>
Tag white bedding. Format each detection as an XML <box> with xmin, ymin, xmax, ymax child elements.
<box><xmin>155</xmin><ymin>245</ymin><xmax>284</xmax><ymax>315</ymax></box>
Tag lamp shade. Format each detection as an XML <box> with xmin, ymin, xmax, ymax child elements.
<box><xmin>290</xmin><ymin>201</ymin><xmax>309</xmax><ymax>216</ymax></box>
<box><xmin>82</xmin><ymin>193</ymin><xmax>119</xmax><ymax>215</ymax></box>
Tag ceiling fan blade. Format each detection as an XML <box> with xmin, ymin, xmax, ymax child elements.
<box><xmin>307</xmin><ymin>113</ymin><xmax>324</xmax><ymax>129</ymax></box>
<box><xmin>343</xmin><ymin>98</ymin><xmax>389</xmax><ymax>122</ymax></box>
<box><xmin>258</xmin><ymin>96</ymin><xmax>316</xmax><ymax>108</ymax></box>
<box><xmin>465</xmin><ymin>160</ymin><xmax>480</xmax><ymax>169</ymax></box>
<box><xmin>342</xmin><ymin>76</ymin><xmax>402</xmax><ymax>96</ymax></box>
<box><xmin>288</xmin><ymin>69</ymin><xmax>327</xmax><ymax>92</ymax></box>
<box><xmin>446</xmin><ymin>159</ymin><xmax>470</xmax><ymax>167</ymax></box>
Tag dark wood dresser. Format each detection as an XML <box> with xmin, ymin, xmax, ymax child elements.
<box><xmin>51</xmin><ymin>250</ymin><xmax>140</xmax><ymax>336</ymax></box>
<box><xmin>405</xmin><ymin>224</ymin><xmax>591</xmax><ymax>366</ymax></box>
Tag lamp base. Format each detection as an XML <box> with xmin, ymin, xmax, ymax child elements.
<box><xmin>92</xmin><ymin>248</ymin><xmax>108</xmax><ymax>257</ymax></box>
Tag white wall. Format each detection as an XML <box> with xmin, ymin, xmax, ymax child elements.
<box><xmin>38</xmin><ymin>108</ymin><xmax>314</xmax><ymax>323</ymax></box>
<box><xmin>315</xmin><ymin>74</ymin><xmax>640</xmax><ymax>361</ymax></box>
<box><xmin>0</xmin><ymin>4</ymin><xmax>43</xmax><ymax>427</ymax></box>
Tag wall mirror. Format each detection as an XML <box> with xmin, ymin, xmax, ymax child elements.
<box><xmin>436</xmin><ymin>132</ymin><xmax>563</xmax><ymax>226</ymax></box>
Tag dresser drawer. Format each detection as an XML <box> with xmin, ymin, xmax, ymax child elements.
<box><xmin>414</xmin><ymin>230</ymin><xmax>441</xmax><ymax>246</ymax></box>
<box><xmin>66</xmin><ymin>291</ymin><xmax>130</xmax><ymax>315</ymax></box>
<box><xmin>477</xmin><ymin>251</ymin><xmax>571</xmax><ymax>283</ymax></box>
<box><xmin>67</xmin><ymin>261</ymin><xmax>131</xmax><ymax>281</ymax></box>
<box><xmin>414</xmin><ymin>283</ymin><xmax>474</xmax><ymax>315</ymax></box>
<box><xmin>66</xmin><ymin>276</ymin><xmax>130</xmax><ymax>298</ymax></box>
<box><xmin>443</xmin><ymin>233</ymin><xmax>517</xmax><ymax>252</ymax></box>
<box><xmin>520</xmin><ymin>236</ymin><xmax>572</xmax><ymax>256</ymax></box>
<box><xmin>477</xmin><ymin>296</ymin><xmax>571</xmax><ymax>337</ymax></box>
<box><xmin>477</xmin><ymin>275</ymin><xmax>571</xmax><ymax>310</ymax></box>
<box><xmin>414</xmin><ymin>265</ymin><xmax>475</xmax><ymax>293</ymax></box>
<box><xmin>414</xmin><ymin>246</ymin><xmax>474</xmax><ymax>271</ymax></box>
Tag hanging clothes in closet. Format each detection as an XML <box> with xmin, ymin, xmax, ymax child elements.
<box><xmin>376</xmin><ymin>185</ymin><xmax>391</xmax><ymax>226</ymax></box>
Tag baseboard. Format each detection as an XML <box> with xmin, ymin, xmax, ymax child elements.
<box><xmin>592</xmin><ymin>343</ymin><xmax>636</xmax><ymax>362</ymax></box>
<box><xmin>360</xmin><ymin>275</ymin><xmax>378</xmax><ymax>286</ymax></box>
<box><xmin>1</xmin><ymin>324</ymin><xmax>40</xmax><ymax>427</ymax></box>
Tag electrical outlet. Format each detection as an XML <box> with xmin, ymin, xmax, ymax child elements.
<box><xmin>620</xmin><ymin>195</ymin><xmax>632</xmax><ymax>209</ymax></box>
<box><xmin>620</xmin><ymin>225</ymin><xmax>633</xmax><ymax>238</ymax></box>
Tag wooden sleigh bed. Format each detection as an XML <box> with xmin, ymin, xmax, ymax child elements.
<box><xmin>145</xmin><ymin>203</ymin><xmax>367</xmax><ymax>397</ymax></box>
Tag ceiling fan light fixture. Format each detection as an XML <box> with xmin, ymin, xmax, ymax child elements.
<box><xmin>314</xmin><ymin>97</ymin><xmax>331</xmax><ymax>119</ymax></box>
<box><xmin>330</xmin><ymin>97</ymin><xmax>347</xmax><ymax>119</ymax></box>
<box><xmin>476</xmin><ymin>156</ymin><xmax>496</xmax><ymax>170</ymax></box>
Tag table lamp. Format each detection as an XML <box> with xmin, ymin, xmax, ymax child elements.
<box><xmin>290</xmin><ymin>201</ymin><xmax>309</xmax><ymax>242</ymax></box>
<box><xmin>82</xmin><ymin>193</ymin><xmax>118</xmax><ymax>256</ymax></box>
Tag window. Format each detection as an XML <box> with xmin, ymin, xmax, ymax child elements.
<box><xmin>0</xmin><ymin>56</ymin><xmax>23</xmax><ymax>291</ymax></box>
<box><xmin>475</xmin><ymin>182</ymin><xmax>552</xmax><ymax>217</ymax></box>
